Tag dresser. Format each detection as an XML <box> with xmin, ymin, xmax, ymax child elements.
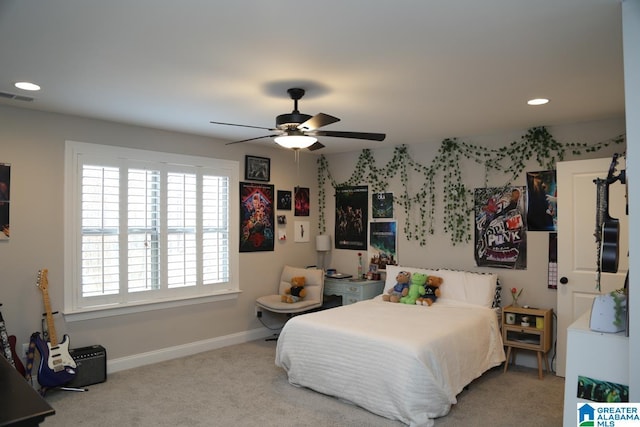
<box><xmin>324</xmin><ymin>277</ymin><xmax>385</xmax><ymax>305</ymax></box>
<box><xmin>562</xmin><ymin>311</ymin><xmax>629</xmax><ymax>426</ymax></box>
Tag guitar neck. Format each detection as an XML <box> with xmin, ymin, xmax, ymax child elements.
<box><xmin>40</xmin><ymin>288</ymin><xmax>59</xmax><ymax>347</ymax></box>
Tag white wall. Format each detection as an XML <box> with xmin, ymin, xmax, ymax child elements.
<box><xmin>0</xmin><ymin>104</ymin><xmax>320</xmax><ymax>362</ymax></box>
<box><xmin>322</xmin><ymin>119</ymin><xmax>625</xmax><ymax>369</ymax></box>
<box><xmin>0</xmin><ymin>102</ymin><xmax>628</xmax><ymax>373</ymax></box>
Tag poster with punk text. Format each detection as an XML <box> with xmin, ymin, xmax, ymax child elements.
<box><xmin>474</xmin><ymin>186</ymin><xmax>527</xmax><ymax>269</ymax></box>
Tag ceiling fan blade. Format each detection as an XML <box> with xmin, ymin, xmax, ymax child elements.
<box><xmin>312</xmin><ymin>130</ymin><xmax>386</xmax><ymax>141</ymax></box>
<box><xmin>224</xmin><ymin>134</ymin><xmax>279</xmax><ymax>145</ymax></box>
<box><xmin>211</xmin><ymin>121</ymin><xmax>277</xmax><ymax>131</ymax></box>
<box><xmin>307</xmin><ymin>141</ymin><xmax>325</xmax><ymax>151</ymax></box>
<box><xmin>297</xmin><ymin>113</ymin><xmax>340</xmax><ymax>131</ymax></box>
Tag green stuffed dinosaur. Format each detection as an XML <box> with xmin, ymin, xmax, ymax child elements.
<box><xmin>400</xmin><ymin>272</ymin><xmax>427</xmax><ymax>304</ymax></box>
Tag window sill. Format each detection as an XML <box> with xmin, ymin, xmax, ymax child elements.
<box><xmin>63</xmin><ymin>290</ymin><xmax>242</xmax><ymax>322</ymax></box>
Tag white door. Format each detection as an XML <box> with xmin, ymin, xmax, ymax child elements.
<box><xmin>556</xmin><ymin>156</ymin><xmax>628</xmax><ymax>377</ymax></box>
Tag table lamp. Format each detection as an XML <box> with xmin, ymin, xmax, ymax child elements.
<box><xmin>316</xmin><ymin>234</ymin><xmax>331</xmax><ymax>271</ymax></box>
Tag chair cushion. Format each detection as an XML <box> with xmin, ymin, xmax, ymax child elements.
<box><xmin>256</xmin><ymin>294</ymin><xmax>322</xmax><ymax>313</ymax></box>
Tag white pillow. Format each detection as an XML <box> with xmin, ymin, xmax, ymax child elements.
<box><xmin>437</xmin><ymin>269</ymin><xmax>498</xmax><ymax>307</ymax></box>
<box><xmin>384</xmin><ymin>265</ymin><xmax>439</xmax><ymax>294</ymax></box>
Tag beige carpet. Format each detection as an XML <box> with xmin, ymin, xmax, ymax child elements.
<box><xmin>41</xmin><ymin>339</ymin><xmax>564</xmax><ymax>426</ymax></box>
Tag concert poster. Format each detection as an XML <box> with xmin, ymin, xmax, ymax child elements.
<box><xmin>335</xmin><ymin>185</ymin><xmax>368</xmax><ymax>250</ymax></box>
<box><xmin>239</xmin><ymin>182</ymin><xmax>274</xmax><ymax>252</ymax></box>
<box><xmin>474</xmin><ymin>186</ymin><xmax>527</xmax><ymax>269</ymax></box>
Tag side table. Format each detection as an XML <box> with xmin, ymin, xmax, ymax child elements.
<box><xmin>502</xmin><ymin>305</ymin><xmax>553</xmax><ymax>379</ymax></box>
<box><xmin>324</xmin><ymin>277</ymin><xmax>384</xmax><ymax>305</ymax></box>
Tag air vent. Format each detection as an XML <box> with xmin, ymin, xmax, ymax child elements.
<box><xmin>0</xmin><ymin>91</ymin><xmax>34</xmax><ymax>102</ymax></box>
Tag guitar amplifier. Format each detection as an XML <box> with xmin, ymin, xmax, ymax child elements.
<box><xmin>66</xmin><ymin>345</ymin><xmax>107</xmax><ymax>388</ymax></box>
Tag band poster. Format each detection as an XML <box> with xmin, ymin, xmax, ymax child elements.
<box><xmin>335</xmin><ymin>185</ymin><xmax>368</xmax><ymax>250</ymax></box>
<box><xmin>474</xmin><ymin>186</ymin><xmax>527</xmax><ymax>269</ymax></box>
<box><xmin>240</xmin><ymin>182</ymin><xmax>274</xmax><ymax>252</ymax></box>
<box><xmin>369</xmin><ymin>220</ymin><xmax>397</xmax><ymax>269</ymax></box>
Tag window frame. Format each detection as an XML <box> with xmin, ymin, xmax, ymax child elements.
<box><xmin>64</xmin><ymin>141</ymin><xmax>240</xmax><ymax>321</ymax></box>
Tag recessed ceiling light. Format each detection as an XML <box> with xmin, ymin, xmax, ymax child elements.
<box><xmin>14</xmin><ymin>81</ymin><xmax>41</xmax><ymax>91</ymax></box>
<box><xmin>527</xmin><ymin>98</ymin><xmax>549</xmax><ymax>106</ymax></box>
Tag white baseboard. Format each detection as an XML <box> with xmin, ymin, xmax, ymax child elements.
<box><xmin>107</xmin><ymin>327</ymin><xmax>273</xmax><ymax>374</ymax></box>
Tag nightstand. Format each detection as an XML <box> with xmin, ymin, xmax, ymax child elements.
<box><xmin>324</xmin><ymin>277</ymin><xmax>385</xmax><ymax>305</ymax></box>
<box><xmin>502</xmin><ymin>305</ymin><xmax>553</xmax><ymax>379</ymax></box>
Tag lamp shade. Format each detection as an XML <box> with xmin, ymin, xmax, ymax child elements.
<box><xmin>315</xmin><ymin>234</ymin><xmax>331</xmax><ymax>252</ymax></box>
<box><xmin>274</xmin><ymin>135</ymin><xmax>317</xmax><ymax>149</ymax></box>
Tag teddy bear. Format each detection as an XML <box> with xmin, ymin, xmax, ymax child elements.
<box><xmin>416</xmin><ymin>275</ymin><xmax>443</xmax><ymax>306</ymax></box>
<box><xmin>382</xmin><ymin>270</ymin><xmax>411</xmax><ymax>303</ymax></box>
<box><xmin>281</xmin><ymin>276</ymin><xmax>307</xmax><ymax>303</ymax></box>
<box><xmin>400</xmin><ymin>272</ymin><xmax>427</xmax><ymax>305</ymax></box>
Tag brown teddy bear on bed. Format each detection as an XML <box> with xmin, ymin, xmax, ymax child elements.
<box><xmin>281</xmin><ymin>276</ymin><xmax>307</xmax><ymax>303</ymax></box>
<box><xmin>382</xmin><ymin>270</ymin><xmax>411</xmax><ymax>303</ymax></box>
<box><xmin>416</xmin><ymin>275</ymin><xmax>443</xmax><ymax>306</ymax></box>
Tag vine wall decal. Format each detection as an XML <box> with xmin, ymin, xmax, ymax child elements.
<box><xmin>317</xmin><ymin>126</ymin><xmax>625</xmax><ymax>246</ymax></box>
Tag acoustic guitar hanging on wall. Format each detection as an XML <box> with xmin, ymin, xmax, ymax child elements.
<box><xmin>600</xmin><ymin>153</ymin><xmax>625</xmax><ymax>274</ymax></box>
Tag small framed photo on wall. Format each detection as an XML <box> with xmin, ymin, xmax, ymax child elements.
<box><xmin>245</xmin><ymin>155</ymin><xmax>270</xmax><ymax>182</ymax></box>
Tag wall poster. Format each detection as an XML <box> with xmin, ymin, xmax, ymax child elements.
<box><xmin>548</xmin><ymin>232</ymin><xmax>558</xmax><ymax>289</ymax></box>
<box><xmin>294</xmin><ymin>220</ymin><xmax>310</xmax><ymax>242</ymax></box>
<box><xmin>277</xmin><ymin>190</ymin><xmax>292</xmax><ymax>210</ymax></box>
<box><xmin>294</xmin><ymin>187</ymin><xmax>309</xmax><ymax>216</ymax></box>
<box><xmin>335</xmin><ymin>185</ymin><xmax>368</xmax><ymax>250</ymax></box>
<box><xmin>372</xmin><ymin>192</ymin><xmax>393</xmax><ymax>218</ymax></box>
<box><xmin>240</xmin><ymin>182</ymin><xmax>274</xmax><ymax>252</ymax></box>
<box><xmin>0</xmin><ymin>163</ymin><xmax>10</xmax><ymax>240</ymax></box>
<box><xmin>369</xmin><ymin>220</ymin><xmax>397</xmax><ymax>269</ymax></box>
<box><xmin>526</xmin><ymin>170</ymin><xmax>557</xmax><ymax>231</ymax></box>
<box><xmin>474</xmin><ymin>186</ymin><xmax>527</xmax><ymax>269</ymax></box>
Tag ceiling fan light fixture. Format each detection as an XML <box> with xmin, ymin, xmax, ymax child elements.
<box><xmin>274</xmin><ymin>134</ymin><xmax>317</xmax><ymax>149</ymax></box>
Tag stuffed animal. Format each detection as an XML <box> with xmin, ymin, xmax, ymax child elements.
<box><xmin>400</xmin><ymin>272</ymin><xmax>427</xmax><ymax>305</ymax></box>
<box><xmin>281</xmin><ymin>276</ymin><xmax>307</xmax><ymax>303</ymax></box>
<box><xmin>382</xmin><ymin>271</ymin><xmax>411</xmax><ymax>303</ymax></box>
<box><xmin>416</xmin><ymin>275</ymin><xmax>443</xmax><ymax>306</ymax></box>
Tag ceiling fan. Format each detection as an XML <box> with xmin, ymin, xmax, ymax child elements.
<box><xmin>210</xmin><ymin>88</ymin><xmax>386</xmax><ymax>151</ymax></box>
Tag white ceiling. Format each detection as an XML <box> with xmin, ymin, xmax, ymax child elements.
<box><xmin>0</xmin><ymin>0</ymin><xmax>625</xmax><ymax>154</ymax></box>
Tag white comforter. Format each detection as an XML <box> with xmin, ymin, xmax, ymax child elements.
<box><xmin>275</xmin><ymin>297</ymin><xmax>505</xmax><ymax>427</ymax></box>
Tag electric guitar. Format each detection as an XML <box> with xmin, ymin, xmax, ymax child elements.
<box><xmin>35</xmin><ymin>269</ymin><xmax>76</xmax><ymax>388</ymax></box>
<box><xmin>600</xmin><ymin>154</ymin><xmax>623</xmax><ymax>273</ymax></box>
<box><xmin>0</xmin><ymin>305</ymin><xmax>26</xmax><ymax>376</ymax></box>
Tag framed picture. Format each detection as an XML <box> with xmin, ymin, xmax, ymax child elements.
<box><xmin>294</xmin><ymin>187</ymin><xmax>310</xmax><ymax>216</ymax></box>
<box><xmin>245</xmin><ymin>155</ymin><xmax>270</xmax><ymax>182</ymax></box>
<box><xmin>277</xmin><ymin>190</ymin><xmax>292</xmax><ymax>210</ymax></box>
<box><xmin>239</xmin><ymin>182</ymin><xmax>274</xmax><ymax>252</ymax></box>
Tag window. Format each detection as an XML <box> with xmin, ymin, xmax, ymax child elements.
<box><xmin>64</xmin><ymin>141</ymin><xmax>239</xmax><ymax>319</ymax></box>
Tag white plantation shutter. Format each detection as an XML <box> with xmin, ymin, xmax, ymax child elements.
<box><xmin>66</xmin><ymin>141</ymin><xmax>239</xmax><ymax>314</ymax></box>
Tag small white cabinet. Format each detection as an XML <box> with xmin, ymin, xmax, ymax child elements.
<box><xmin>562</xmin><ymin>311</ymin><xmax>629</xmax><ymax>427</ymax></box>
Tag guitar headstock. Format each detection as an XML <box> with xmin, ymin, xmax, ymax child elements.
<box><xmin>606</xmin><ymin>153</ymin><xmax>620</xmax><ymax>184</ymax></box>
<box><xmin>37</xmin><ymin>269</ymin><xmax>49</xmax><ymax>292</ymax></box>
<box><xmin>607</xmin><ymin>153</ymin><xmax>619</xmax><ymax>184</ymax></box>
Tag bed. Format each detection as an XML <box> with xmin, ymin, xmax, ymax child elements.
<box><xmin>275</xmin><ymin>265</ymin><xmax>506</xmax><ymax>427</ymax></box>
